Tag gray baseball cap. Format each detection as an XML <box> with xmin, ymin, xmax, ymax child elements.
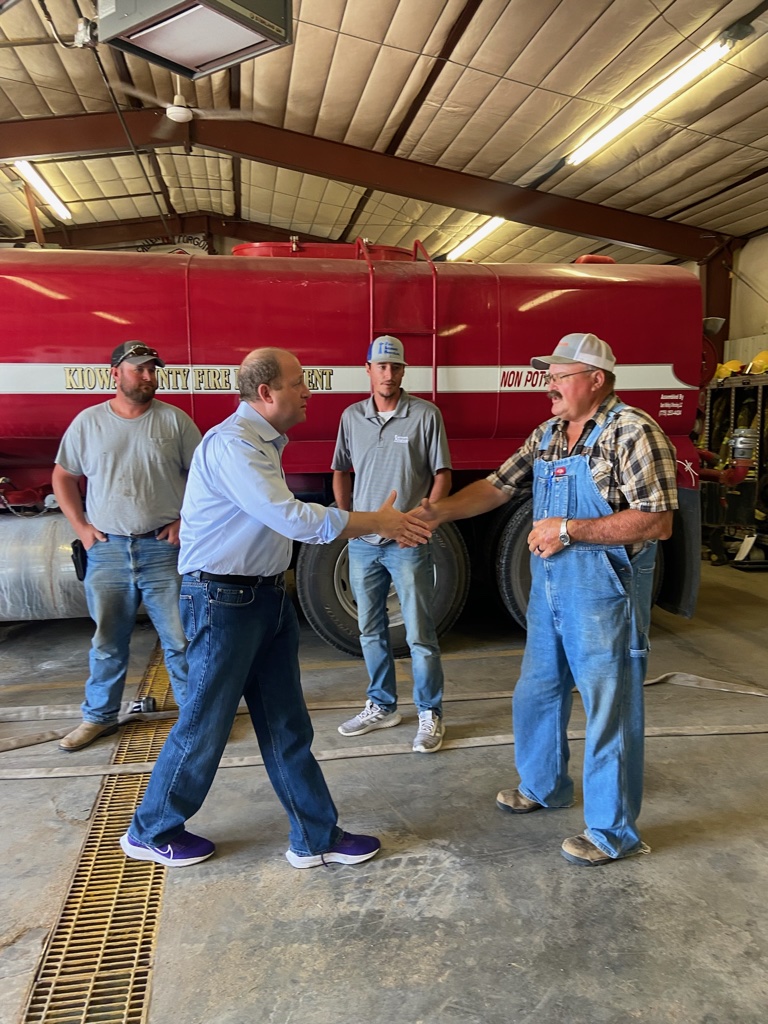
<box><xmin>531</xmin><ymin>333</ymin><xmax>615</xmax><ymax>372</ymax></box>
<box><xmin>111</xmin><ymin>342</ymin><xmax>166</xmax><ymax>368</ymax></box>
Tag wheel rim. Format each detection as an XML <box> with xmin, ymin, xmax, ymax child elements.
<box><xmin>331</xmin><ymin>545</ymin><xmax>406</xmax><ymax>628</ymax></box>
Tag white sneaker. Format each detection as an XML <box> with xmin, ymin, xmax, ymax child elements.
<box><xmin>413</xmin><ymin>710</ymin><xmax>445</xmax><ymax>753</ymax></box>
<box><xmin>338</xmin><ymin>700</ymin><xmax>402</xmax><ymax>736</ymax></box>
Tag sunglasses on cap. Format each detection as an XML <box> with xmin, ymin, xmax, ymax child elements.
<box><xmin>112</xmin><ymin>343</ymin><xmax>164</xmax><ymax>368</ymax></box>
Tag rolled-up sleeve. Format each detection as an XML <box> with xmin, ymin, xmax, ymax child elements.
<box><xmin>486</xmin><ymin>429</ymin><xmax>539</xmax><ymax>494</ymax></box>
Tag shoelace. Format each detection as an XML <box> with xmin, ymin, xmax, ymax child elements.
<box><xmin>319</xmin><ymin>832</ymin><xmax>348</xmax><ymax>868</ymax></box>
<box><xmin>417</xmin><ymin>714</ymin><xmax>437</xmax><ymax>735</ymax></box>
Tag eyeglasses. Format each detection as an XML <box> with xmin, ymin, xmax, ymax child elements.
<box><xmin>542</xmin><ymin>369</ymin><xmax>596</xmax><ymax>386</ymax></box>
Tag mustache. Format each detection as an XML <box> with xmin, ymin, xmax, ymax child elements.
<box><xmin>548</xmin><ymin>390</ymin><xmax>563</xmax><ymax>400</ymax></box>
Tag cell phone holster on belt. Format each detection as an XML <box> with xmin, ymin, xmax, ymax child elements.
<box><xmin>71</xmin><ymin>539</ymin><xmax>88</xmax><ymax>581</ymax></box>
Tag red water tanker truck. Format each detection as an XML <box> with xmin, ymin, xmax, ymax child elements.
<box><xmin>0</xmin><ymin>241</ymin><xmax>704</xmax><ymax>654</ymax></box>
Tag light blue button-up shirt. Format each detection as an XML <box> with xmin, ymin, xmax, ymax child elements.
<box><xmin>178</xmin><ymin>402</ymin><xmax>349</xmax><ymax>576</ymax></box>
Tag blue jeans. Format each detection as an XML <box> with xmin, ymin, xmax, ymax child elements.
<box><xmin>130</xmin><ymin>576</ymin><xmax>341</xmax><ymax>855</ymax></box>
<box><xmin>82</xmin><ymin>535</ymin><xmax>187</xmax><ymax>723</ymax></box>
<box><xmin>348</xmin><ymin>539</ymin><xmax>444</xmax><ymax>714</ymax></box>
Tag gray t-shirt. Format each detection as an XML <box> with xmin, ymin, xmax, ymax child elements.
<box><xmin>55</xmin><ymin>400</ymin><xmax>202</xmax><ymax>536</ymax></box>
<box><xmin>332</xmin><ymin>390</ymin><xmax>451</xmax><ymax>544</ymax></box>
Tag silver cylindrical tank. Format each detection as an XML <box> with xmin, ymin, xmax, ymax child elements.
<box><xmin>0</xmin><ymin>513</ymin><xmax>90</xmax><ymax>620</ymax></box>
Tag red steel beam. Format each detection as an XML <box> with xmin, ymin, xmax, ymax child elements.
<box><xmin>30</xmin><ymin>213</ymin><xmax>329</xmax><ymax>249</ymax></box>
<box><xmin>196</xmin><ymin>120</ymin><xmax>733</xmax><ymax>261</ymax></box>
<box><xmin>0</xmin><ymin>111</ymin><xmax>733</xmax><ymax>261</ymax></box>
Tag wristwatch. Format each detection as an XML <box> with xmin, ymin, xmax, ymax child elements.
<box><xmin>559</xmin><ymin>518</ymin><xmax>571</xmax><ymax>547</ymax></box>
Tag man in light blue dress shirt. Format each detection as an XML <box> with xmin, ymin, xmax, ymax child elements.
<box><xmin>121</xmin><ymin>347</ymin><xmax>432</xmax><ymax>870</ymax></box>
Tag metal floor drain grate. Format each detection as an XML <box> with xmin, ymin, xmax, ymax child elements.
<box><xmin>24</xmin><ymin>648</ymin><xmax>174</xmax><ymax>1023</ymax></box>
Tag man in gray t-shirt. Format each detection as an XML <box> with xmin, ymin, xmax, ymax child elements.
<box><xmin>332</xmin><ymin>336</ymin><xmax>452</xmax><ymax>753</ymax></box>
<box><xmin>53</xmin><ymin>342</ymin><xmax>201</xmax><ymax>752</ymax></box>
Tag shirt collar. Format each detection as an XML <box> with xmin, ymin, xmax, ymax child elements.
<box><xmin>237</xmin><ymin>401</ymin><xmax>289</xmax><ymax>451</ymax></box>
<box><xmin>364</xmin><ymin>389</ymin><xmax>410</xmax><ymax>420</ymax></box>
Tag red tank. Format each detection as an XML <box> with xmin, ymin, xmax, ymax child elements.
<box><xmin>0</xmin><ymin>242</ymin><xmax>703</xmax><ymax>644</ymax></box>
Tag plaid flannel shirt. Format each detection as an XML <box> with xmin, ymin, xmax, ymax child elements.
<box><xmin>487</xmin><ymin>394</ymin><xmax>678</xmax><ymax>554</ymax></box>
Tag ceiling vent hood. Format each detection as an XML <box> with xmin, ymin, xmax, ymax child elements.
<box><xmin>96</xmin><ymin>0</ymin><xmax>291</xmax><ymax>79</ymax></box>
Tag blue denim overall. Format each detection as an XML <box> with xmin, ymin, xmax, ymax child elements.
<box><xmin>512</xmin><ymin>404</ymin><xmax>657</xmax><ymax>858</ymax></box>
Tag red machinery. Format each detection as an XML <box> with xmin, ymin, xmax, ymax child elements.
<box><xmin>0</xmin><ymin>241</ymin><xmax>704</xmax><ymax>652</ymax></box>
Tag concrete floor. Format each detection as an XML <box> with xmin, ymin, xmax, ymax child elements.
<box><xmin>1</xmin><ymin>564</ymin><xmax>767</xmax><ymax>1024</ymax></box>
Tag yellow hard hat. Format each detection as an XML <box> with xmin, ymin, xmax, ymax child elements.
<box><xmin>715</xmin><ymin>361</ymin><xmax>741</xmax><ymax>378</ymax></box>
<box><xmin>746</xmin><ymin>350</ymin><xmax>768</xmax><ymax>374</ymax></box>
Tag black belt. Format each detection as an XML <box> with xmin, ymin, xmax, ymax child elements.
<box><xmin>193</xmin><ymin>570</ymin><xmax>284</xmax><ymax>587</ymax></box>
<box><xmin>108</xmin><ymin>530</ymin><xmax>158</xmax><ymax>539</ymax></box>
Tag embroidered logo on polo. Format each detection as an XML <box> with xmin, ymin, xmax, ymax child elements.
<box><xmin>394</xmin><ymin>436</ymin><xmax>409</xmax><ymax>444</ymax></box>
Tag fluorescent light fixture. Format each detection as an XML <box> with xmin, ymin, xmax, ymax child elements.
<box><xmin>446</xmin><ymin>216</ymin><xmax>505</xmax><ymax>261</ymax></box>
<box><xmin>566</xmin><ymin>38</ymin><xmax>733</xmax><ymax>166</ymax></box>
<box><xmin>97</xmin><ymin>0</ymin><xmax>292</xmax><ymax>79</ymax></box>
<box><xmin>13</xmin><ymin>161</ymin><xmax>72</xmax><ymax>221</ymax></box>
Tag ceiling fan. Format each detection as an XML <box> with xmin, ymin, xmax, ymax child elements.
<box><xmin>122</xmin><ymin>75</ymin><xmax>251</xmax><ymax>140</ymax></box>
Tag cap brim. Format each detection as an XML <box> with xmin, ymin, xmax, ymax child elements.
<box><xmin>530</xmin><ymin>355</ymin><xmax>579</xmax><ymax>370</ymax></box>
<box><xmin>123</xmin><ymin>355</ymin><xmax>166</xmax><ymax>367</ymax></box>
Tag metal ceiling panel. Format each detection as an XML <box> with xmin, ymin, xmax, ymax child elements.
<box><xmin>349</xmin><ymin>191</ymin><xmax>481</xmax><ymax>251</ymax></box>
<box><xmin>158</xmin><ymin>150</ymin><xmax>235</xmax><ymax>216</ymax></box>
<box><xmin>678</xmin><ymin>177</ymin><xmax>768</xmax><ymax>234</ymax></box>
<box><xmin>240</xmin><ymin>160</ymin><xmax>366</xmax><ymax>234</ymax></box>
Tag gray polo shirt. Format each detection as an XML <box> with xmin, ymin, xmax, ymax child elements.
<box><xmin>332</xmin><ymin>389</ymin><xmax>451</xmax><ymax>544</ymax></box>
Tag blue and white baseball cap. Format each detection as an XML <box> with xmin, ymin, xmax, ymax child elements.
<box><xmin>367</xmin><ymin>335</ymin><xmax>407</xmax><ymax>365</ymax></box>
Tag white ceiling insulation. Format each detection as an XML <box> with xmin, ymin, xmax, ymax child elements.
<box><xmin>0</xmin><ymin>0</ymin><xmax>766</xmax><ymax>261</ymax></box>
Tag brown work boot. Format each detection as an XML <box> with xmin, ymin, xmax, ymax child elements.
<box><xmin>59</xmin><ymin>721</ymin><xmax>119</xmax><ymax>753</ymax></box>
<box><xmin>496</xmin><ymin>788</ymin><xmax>544</xmax><ymax>814</ymax></box>
<box><xmin>561</xmin><ymin>833</ymin><xmax>650</xmax><ymax>867</ymax></box>
<box><xmin>561</xmin><ymin>834</ymin><xmax>613</xmax><ymax>865</ymax></box>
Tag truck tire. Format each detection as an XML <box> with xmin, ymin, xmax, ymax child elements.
<box><xmin>496</xmin><ymin>498</ymin><xmax>666</xmax><ymax>629</ymax></box>
<box><xmin>475</xmin><ymin>496</ymin><xmax>530</xmax><ymax>612</ymax></box>
<box><xmin>295</xmin><ymin>523</ymin><xmax>470</xmax><ymax>658</ymax></box>
<box><xmin>495</xmin><ymin>498</ymin><xmax>533</xmax><ymax>628</ymax></box>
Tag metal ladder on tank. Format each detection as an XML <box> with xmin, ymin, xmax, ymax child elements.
<box><xmin>354</xmin><ymin>237</ymin><xmax>439</xmax><ymax>401</ymax></box>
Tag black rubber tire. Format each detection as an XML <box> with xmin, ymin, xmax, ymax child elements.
<box><xmin>495</xmin><ymin>498</ymin><xmax>666</xmax><ymax>629</ymax></box>
<box><xmin>295</xmin><ymin>523</ymin><xmax>470</xmax><ymax>658</ymax></box>
<box><xmin>495</xmin><ymin>498</ymin><xmax>533</xmax><ymax>628</ymax></box>
<box><xmin>474</xmin><ymin>496</ymin><xmax>531</xmax><ymax>615</ymax></box>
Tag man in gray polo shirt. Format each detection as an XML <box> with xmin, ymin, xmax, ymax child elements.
<box><xmin>332</xmin><ymin>336</ymin><xmax>452</xmax><ymax>752</ymax></box>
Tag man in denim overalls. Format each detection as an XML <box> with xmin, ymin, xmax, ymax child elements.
<box><xmin>418</xmin><ymin>333</ymin><xmax>678</xmax><ymax>865</ymax></box>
